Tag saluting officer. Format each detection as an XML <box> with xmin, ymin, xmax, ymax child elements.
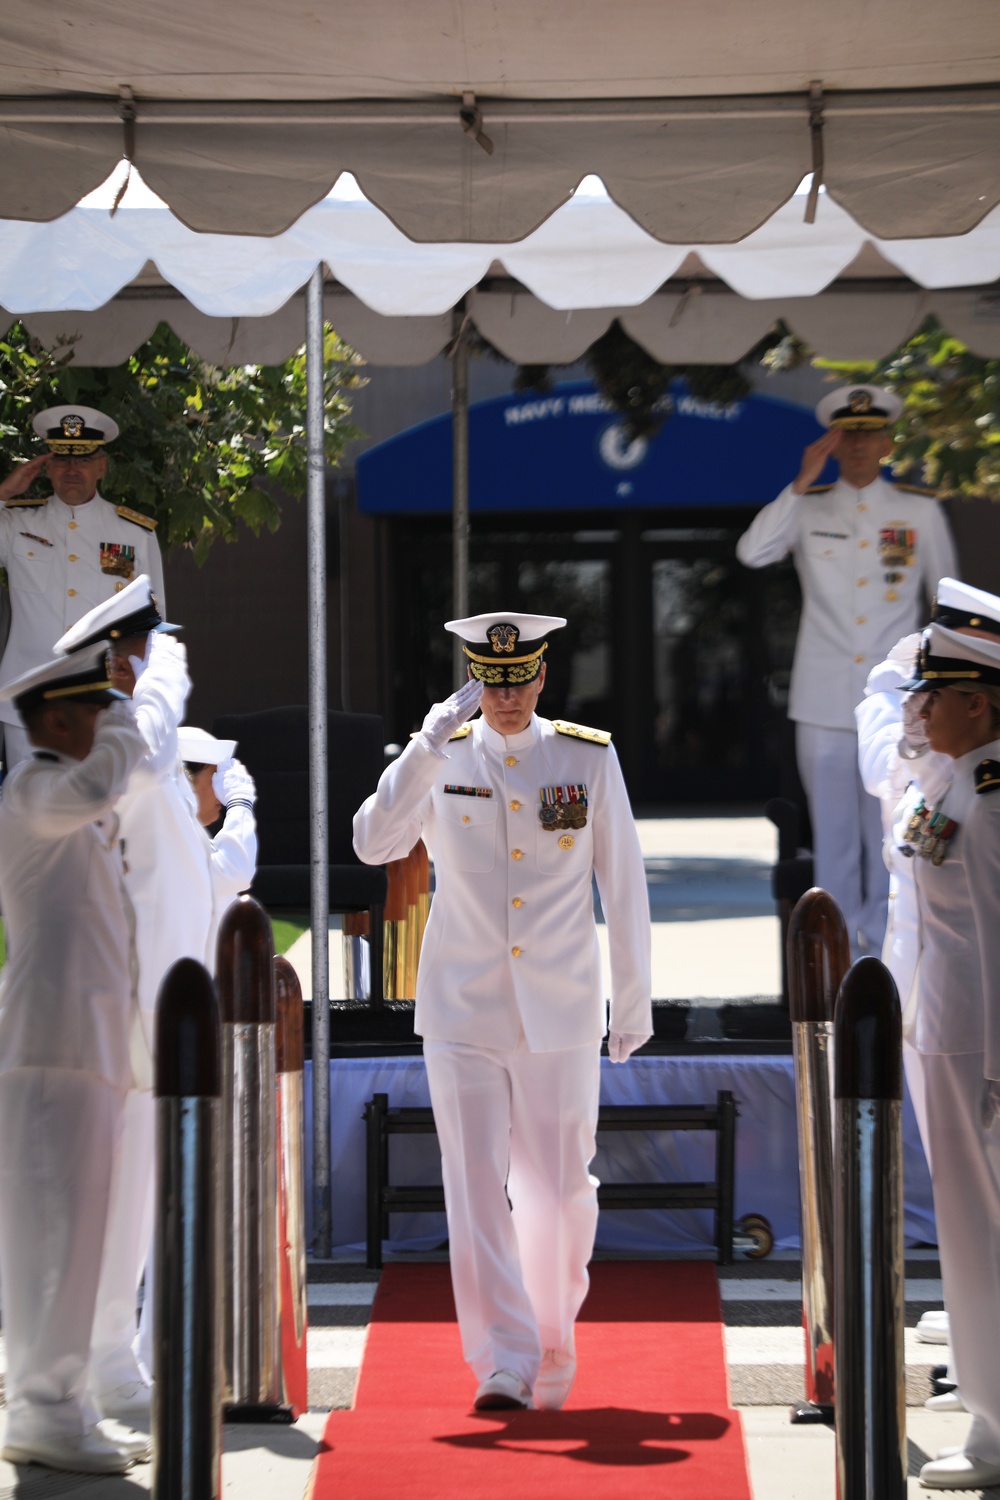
<box><xmin>736</xmin><ymin>383</ymin><xmax>957</xmax><ymax>958</ymax></box>
<box><xmin>354</xmin><ymin>613</ymin><xmax>652</xmax><ymax>1413</ymax></box>
<box><xmin>0</xmin><ymin>405</ymin><xmax>165</xmax><ymax>768</ymax></box>
<box><xmin>54</xmin><ymin>574</ymin><xmax>214</xmax><ymax>1419</ymax></box>
<box><xmin>0</xmin><ymin>645</ymin><xmax>149</xmax><ymax>1475</ymax></box>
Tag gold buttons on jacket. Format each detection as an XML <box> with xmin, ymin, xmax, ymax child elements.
<box><xmin>857</xmin><ymin>503</ymin><xmax>868</xmax><ymax>513</ymax></box>
<box><xmin>856</xmin><ymin>616</ymin><xmax>866</xmax><ymax>625</ymax></box>
<box><xmin>68</xmin><ymin>553</ymin><xmax>77</xmax><ymax>562</ymax></box>
<box><xmin>26</xmin><ymin>550</ymin><xmax>34</xmax><ymax>557</ymax></box>
<box><xmin>68</xmin><ymin>521</ymin><xmax>77</xmax><ymax>530</ymax></box>
<box><xmin>68</xmin><ymin>588</ymin><xmax>77</xmax><ymax>597</ymax></box>
<box><xmin>558</xmin><ymin>834</ymin><xmax>575</xmax><ymax>850</ymax></box>
<box><xmin>511</xmin><ymin>848</ymin><xmax>523</xmax><ymax>860</ymax></box>
<box><xmin>512</xmin><ymin>897</ymin><xmax>523</xmax><ymax>908</ymax></box>
<box><xmin>505</xmin><ymin>755</ymin><xmax>517</xmax><ymax>767</ymax></box>
<box><xmin>857</xmin><ymin>578</ymin><xmax>868</xmax><ymax>587</ymax></box>
<box><xmin>511</xmin><ymin>946</ymin><xmax>522</xmax><ymax>958</ymax></box>
<box><xmin>859</xmin><ymin>539</ymin><xmax>870</xmax><ymax>548</ymax></box>
<box><xmin>461</xmin><ymin>815</ymin><xmax>470</xmax><ymax>823</ymax></box>
<box><xmin>854</xmin><ymin>655</ymin><xmax>865</xmax><ymax>663</ymax></box>
<box><xmin>509</xmin><ymin>800</ymin><xmax>521</xmax><ymax>811</ymax></box>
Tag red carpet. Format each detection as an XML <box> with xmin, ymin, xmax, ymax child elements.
<box><xmin>311</xmin><ymin>1262</ymin><xmax>752</xmax><ymax>1500</ymax></box>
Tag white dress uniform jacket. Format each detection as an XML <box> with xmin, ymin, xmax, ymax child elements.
<box><xmin>353</xmin><ymin>714</ymin><xmax>651</xmax><ymax>1051</ymax></box>
<box><xmin>913</xmin><ymin>737</ymin><xmax>1000</xmax><ymax>1070</ymax></box>
<box><xmin>205</xmin><ymin>802</ymin><xmax>258</xmax><ymax>969</ymax></box>
<box><xmin>0</xmin><ymin>492</ymin><xmax>164</xmax><ymax>727</ymax></box>
<box><xmin>0</xmin><ymin>702</ymin><xmax>147</xmax><ymax>1086</ymax></box>
<box><xmin>736</xmin><ymin>477</ymin><xmax>956</xmax><ymax>730</ymax></box>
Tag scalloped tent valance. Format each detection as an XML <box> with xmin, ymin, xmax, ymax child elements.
<box><xmin>1</xmin><ymin>0</ymin><xmax>1000</xmax><ymax>241</ymax></box>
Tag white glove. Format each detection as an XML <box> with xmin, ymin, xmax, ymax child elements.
<box><xmin>607</xmin><ymin>1031</ymin><xmax>652</xmax><ymax>1063</ymax></box>
<box><xmin>417</xmin><ymin>678</ymin><xmax>484</xmax><ymax>753</ymax></box>
<box><xmin>127</xmin><ymin>632</ymin><xmax>154</xmax><ymax>683</ymax></box>
<box><xmin>214</xmin><ymin>756</ymin><xmax>256</xmax><ymax>809</ymax></box>
<box><xmin>900</xmin><ymin>693</ymin><xmax>930</xmax><ymax>757</ymax></box>
<box><xmin>981</xmin><ymin>1079</ymin><xmax>1000</xmax><ymax>1131</ymax></box>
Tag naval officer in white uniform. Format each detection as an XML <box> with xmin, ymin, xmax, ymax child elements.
<box><xmin>0</xmin><ymin>406</ymin><xmax>165</xmax><ymax>769</ymax></box>
<box><xmin>736</xmin><ymin>384</ymin><xmax>956</xmax><ymax>958</ymax></box>
<box><xmin>895</xmin><ymin>626</ymin><xmax>1000</xmax><ymax>1491</ymax></box>
<box><xmin>0</xmin><ymin>645</ymin><xmax>149</xmax><ymax>1474</ymax></box>
<box><xmin>354</xmin><ymin>613</ymin><xmax>652</xmax><ymax>1413</ymax></box>
<box><xmin>54</xmin><ymin>576</ymin><xmax>215</xmax><ymax>1417</ymax></box>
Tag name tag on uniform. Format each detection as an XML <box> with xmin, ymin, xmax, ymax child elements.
<box><xmin>100</xmin><ymin>542</ymin><xmax>135</xmax><ymax>579</ymax></box>
<box><xmin>443</xmin><ymin>785</ymin><xmax>493</xmax><ymax>798</ymax></box>
<box><xmin>539</xmin><ymin>784</ymin><xmax>588</xmax><ymax>831</ymax></box>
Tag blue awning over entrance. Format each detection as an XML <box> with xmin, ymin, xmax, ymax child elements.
<box><xmin>356</xmin><ymin>379</ymin><xmax>830</xmax><ymax>515</ymax></box>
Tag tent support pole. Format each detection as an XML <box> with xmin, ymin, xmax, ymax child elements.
<box><xmin>451</xmin><ymin>307</ymin><xmax>470</xmax><ymax>685</ymax></box>
<box><xmin>306</xmin><ymin>263</ymin><xmax>331</xmax><ymax>1259</ymax></box>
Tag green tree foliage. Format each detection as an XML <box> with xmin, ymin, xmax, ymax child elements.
<box><xmin>481</xmin><ymin>320</ymin><xmax>796</xmax><ymax>441</ymax></box>
<box><xmin>808</xmin><ymin>318</ymin><xmax>1000</xmax><ymax>499</ymax></box>
<box><xmin>0</xmin><ymin>321</ymin><xmax>365</xmax><ymax>561</ymax></box>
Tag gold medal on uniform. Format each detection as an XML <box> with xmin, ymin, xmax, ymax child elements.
<box><xmin>538</xmin><ymin>784</ymin><xmax>588</xmax><ymax>832</ymax></box>
<box><xmin>902</xmin><ymin>797</ymin><xmax>958</xmax><ymax>865</ymax></box>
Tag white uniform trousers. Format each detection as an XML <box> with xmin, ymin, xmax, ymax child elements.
<box><xmin>923</xmin><ymin>1051</ymin><xmax>1000</xmax><ymax>1460</ymax></box>
<box><xmin>424</xmin><ymin>1032</ymin><xmax>600</xmax><ymax>1388</ymax></box>
<box><xmin>0</xmin><ymin>1069</ymin><xmax>122</xmax><ymax>1444</ymax></box>
<box><xmin>902</xmin><ymin>1041</ymin><xmax>932</xmax><ymax>1174</ymax></box>
<box><xmin>2</xmin><ymin>724</ymin><xmax>32</xmax><ymax>773</ymax></box>
<box><xmin>90</xmin><ymin>1088</ymin><xmax>155</xmax><ymax>1393</ymax></box>
<box><xmin>796</xmin><ymin>723</ymin><xmax>889</xmax><ymax>959</ymax></box>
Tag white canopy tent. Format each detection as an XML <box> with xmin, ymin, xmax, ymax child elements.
<box><xmin>4</xmin><ymin>0</ymin><xmax>1000</xmax><ymax>1254</ymax></box>
<box><xmin>3</xmin><ymin>174</ymin><xmax>1000</xmax><ymax>367</ymax></box>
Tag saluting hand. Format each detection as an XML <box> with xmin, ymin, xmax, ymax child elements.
<box><xmin>418</xmin><ymin>677</ymin><xmax>485</xmax><ymax>753</ymax></box>
<box><xmin>792</xmin><ymin>429</ymin><xmax>841</xmax><ymax>495</ymax></box>
<box><xmin>0</xmin><ymin>455</ymin><xmax>48</xmax><ymax>504</ymax></box>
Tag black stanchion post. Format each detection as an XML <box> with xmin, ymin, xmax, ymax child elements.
<box><xmin>275</xmin><ymin>956</ymin><xmax>308</xmax><ymax>1418</ymax></box>
<box><xmin>788</xmin><ymin>887</ymin><xmax>850</xmax><ymax>1423</ymax></box>
<box><xmin>216</xmin><ymin>895</ymin><xmax>290</xmax><ymax>1422</ymax></box>
<box><xmin>834</xmin><ymin>956</ymin><xmax>906</xmax><ymax>1500</ymax></box>
<box><xmin>153</xmin><ymin>957</ymin><xmax>223</xmax><ymax>1500</ymax></box>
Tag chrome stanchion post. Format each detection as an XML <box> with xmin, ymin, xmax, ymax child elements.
<box><xmin>152</xmin><ymin>958</ymin><xmax>223</xmax><ymax>1500</ymax></box>
<box><xmin>788</xmin><ymin>887</ymin><xmax>850</xmax><ymax>1424</ymax></box>
<box><xmin>834</xmin><ymin>956</ymin><xmax>906</xmax><ymax>1500</ymax></box>
<box><xmin>216</xmin><ymin>895</ymin><xmax>290</xmax><ymax>1422</ymax></box>
<box><xmin>275</xmin><ymin>956</ymin><xmax>309</xmax><ymax>1418</ymax></box>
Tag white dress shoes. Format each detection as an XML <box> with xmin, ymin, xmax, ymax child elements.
<box><xmin>1</xmin><ymin>1426</ymin><xmax>135</xmax><ymax>1474</ymax></box>
<box><xmin>533</xmin><ymin>1341</ymin><xmax>577</xmax><ymax>1411</ymax></box>
<box><xmin>473</xmin><ymin>1370</ymin><xmax>532</xmax><ymax>1411</ymax></box>
<box><xmin>916</xmin><ymin>1309</ymin><xmax>950</xmax><ymax>1345</ymax></box>
<box><xmin>98</xmin><ymin>1419</ymin><xmax>153</xmax><ymax>1462</ymax></box>
<box><xmin>924</xmin><ymin>1389</ymin><xmax>967</xmax><ymax>1412</ymax></box>
<box><xmin>920</xmin><ymin>1451</ymin><xmax>1000</xmax><ymax>1489</ymax></box>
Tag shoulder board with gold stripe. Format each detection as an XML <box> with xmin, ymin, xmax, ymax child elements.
<box><xmin>806</xmin><ymin>484</ymin><xmax>834</xmax><ymax>494</ymax></box>
<box><xmin>975</xmin><ymin>759</ymin><xmax>1000</xmax><ymax>795</ymax></box>
<box><xmin>4</xmin><ymin>497</ymin><xmax>47</xmax><ymax>509</ymax></box>
<box><xmin>116</xmin><ymin>504</ymin><xmax>157</xmax><ymax>531</ymax></box>
<box><xmin>553</xmin><ymin>719</ymin><xmax>611</xmax><ymax>746</ymax></box>
<box><xmin>892</xmin><ymin>483</ymin><xmax>938</xmax><ymax>498</ymax></box>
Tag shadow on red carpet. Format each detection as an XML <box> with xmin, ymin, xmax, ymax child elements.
<box><xmin>311</xmin><ymin>1261</ymin><xmax>752</xmax><ymax>1500</ymax></box>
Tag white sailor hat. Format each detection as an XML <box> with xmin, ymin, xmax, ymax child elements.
<box><xmin>931</xmin><ymin>578</ymin><xmax>1000</xmax><ymax>635</ymax></box>
<box><xmin>32</xmin><ymin>405</ymin><xmax>119</xmax><ymax>455</ymax></box>
<box><xmin>0</xmin><ymin>642</ymin><xmax>125</xmax><ymax>719</ymax></box>
<box><xmin>53</xmin><ymin>573</ymin><xmax>178</xmax><ymax>656</ymax></box>
<box><xmin>445</xmin><ymin>611</ymin><xmax>566</xmax><ymax>686</ymax></box>
<box><xmin>177</xmin><ymin>726</ymin><xmax>237</xmax><ymax>765</ymax></box>
<box><xmin>815</xmin><ymin>384</ymin><xmax>903</xmax><ymax>432</ymax></box>
<box><xmin>905</xmin><ymin>623</ymin><xmax>1000</xmax><ymax>692</ymax></box>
